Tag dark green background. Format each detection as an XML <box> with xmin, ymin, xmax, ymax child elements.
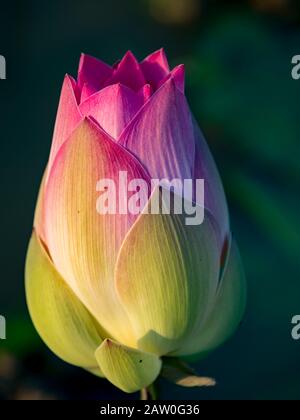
<box><xmin>0</xmin><ymin>0</ymin><xmax>299</xmax><ymax>400</ymax></box>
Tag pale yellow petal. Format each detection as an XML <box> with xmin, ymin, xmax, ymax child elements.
<box><xmin>95</xmin><ymin>339</ymin><xmax>162</xmax><ymax>393</ymax></box>
<box><xmin>115</xmin><ymin>188</ymin><xmax>220</xmax><ymax>356</ymax></box>
<box><xmin>176</xmin><ymin>237</ymin><xmax>247</xmax><ymax>357</ymax></box>
<box><xmin>44</xmin><ymin>118</ymin><xmax>150</xmax><ymax>346</ymax></box>
<box><xmin>25</xmin><ymin>231</ymin><xmax>103</xmax><ymax>369</ymax></box>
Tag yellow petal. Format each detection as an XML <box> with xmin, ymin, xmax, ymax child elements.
<box><xmin>44</xmin><ymin>118</ymin><xmax>150</xmax><ymax>346</ymax></box>
<box><xmin>176</xmin><ymin>237</ymin><xmax>247</xmax><ymax>357</ymax></box>
<box><xmin>86</xmin><ymin>367</ymin><xmax>105</xmax><ymax>378</ymax></box>
<box><xmin>95</xmin><ymin>339</ymin><xmax>162</xmax><ymax>393</ymax></box>
<box><xmin>115</xmin><ymin>188</ymin><xmax>220</xmax><ymax>356</ymax></box>
<box><xmin>25</xmin><ymin>231</ymin><xmax>104</xmax><ymax>369</ymax></box>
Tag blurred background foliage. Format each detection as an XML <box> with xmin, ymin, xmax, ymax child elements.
<box><xmin>0</xmin><ymin>0</ymin><xmax>299</xmax><ymax>400</ymax></box>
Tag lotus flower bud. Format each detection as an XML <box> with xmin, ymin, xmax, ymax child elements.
<box><xmin>25</xmin><ymin>50</ymin><xmax>246</xmax><ymax>394</ymax></box>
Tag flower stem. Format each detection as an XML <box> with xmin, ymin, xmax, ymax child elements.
<box><xmin>140</xmin><ymin>388</ymin><xmax>148</xmax><ymax>400</ymax></box>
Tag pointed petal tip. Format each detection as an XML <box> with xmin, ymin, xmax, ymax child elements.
<box><xmin>63</xmin><ymin>73</ymin><xmax>78</xmax><ymax>88</ymax></box>
<box><xmin>82</xmin><ymin>114</ymin><xmax>119</xmax><ymax>143</ymax></box>
<box><xmin>106</xmin><ymin>51</ymin><xmax>146</xmax><ymax>91</ymax></box>
<box><xmin>142</xmin><ymin>48</ymin><xmax>170</xmax><ymax>67</ymax></box>
<box><xmin>77</xmin><ymin>53</ymin><xmax>112</xmax><ymax>91</ymax></box>
<box><xmin>47</xmin><ymin>73</ymin><xmax>82</xmax><ymax>177</ymax></box>
<box><xmin>95</xmin><ymin>339</ymin><xmax>162</xmax><ymax>393</ymax></box>
<box><xmin>78</xmin><ymin>53</ymin><xmax>93</xmax><ymax>70</ymax></box>
<box><xmin>77</xmin><ymin>115</ymin><xmax>113</xmax><ymax>141</ymax></box>
<box><xmin>170</xmin><ymin>64</ymin><xmax>185</xmax><ymax>92</ymax></box>
<box><xmin>155</xmin><ymin>75</ymin><xmax>179</xmax><ymax>96</ymax></box>
<box><xmin>116</xmin><ymin>50</ymin><xmax>140</xmax><ymax>68</ymax></box>
<box><xmin>155</xmin><ymin>64</ymin><xmax>185</xmax><ymax>93</ymax></box>
<box><xmin>78</xmin><ymin>53</ymin><xmax>88</xmax><ymax>73</ymax></box>
<box><xmin>141</xmin><ymin>49</ymin><xmax>171</xmax><ymax>89</ymax></box>
<box><xmin>175</xmin><ymin>63</ymin><xmax>185</xmax><ymax>72</ymax></box>
<box><xmin>123</xmin><ymin>50</ymin><xmax>138</xmax><ymax>61</ymax></box>
<box><xmin>78</xmin><ymin>52</ymin><xmax>111</xmax><ymax>69</ymax></box>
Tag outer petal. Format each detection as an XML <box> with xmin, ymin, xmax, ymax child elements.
<box><xmin>47</xmin><ymin>75</ymin><xmax>82</xmax><ymax>178</ymax></box>
<box><xmin>105</xmin><ymin>51</ymin><xmax>146</xmax><ymax>91</ymax></box>
<box><xmin>193</xmin><ymin>120</ymin><xmax>230</xmax><ymax>247</ymax></box>
<box><xmin>140</xmin><ymin>48</ymin><xmax>170</xmax><ymax>90</ymax></box>
<box><xmin>44</xmin><ymin>118</ymin><xmax>151</xmax><ymax>346</ymax></box>
<box><xmin>77</xmin><ymin>53</ymin><xmax>112</xmax><ymax>93</ymax></box>
<box><xmin>25</xmin><ymin>231</ymin><xmax>104</xmax><ymax>370</ymax></box>
<box><xmin>33</xmin><ymin>168</ymin><xmax>47</xmax><ymax>243</ymax></box>
<box><xmin>79</xmin><ymin>84</ymin><xmax>143</xmax><ymax>140</ymax></box>
<box><xmin>115</xmin><ymin>188</ymin><xmax>220</xmax><ymax>356</ymax></box>
<box><xmin>176</xmin><ymin>237</ymin><xmax>247</xmax><ymax>357</ymax></box>
<box><xmin>95</xmin><ymin>339</ymin><xmax>162</xmax><ymax>393</ymax></box>
<box><xmin>158</xmin><ymin>64</ymin><xmax>185</xmax><ymax>93</ymax></box>
<box><xmin>118</xmin><ymin>78</ymin><xmax>195</xmax><ymax>183</ymax></box>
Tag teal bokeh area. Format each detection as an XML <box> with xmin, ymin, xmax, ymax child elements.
<box><xmin>0</xmin><ymin>0</ymin><xmax>299</xmax><ymax>400</ymax></box>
